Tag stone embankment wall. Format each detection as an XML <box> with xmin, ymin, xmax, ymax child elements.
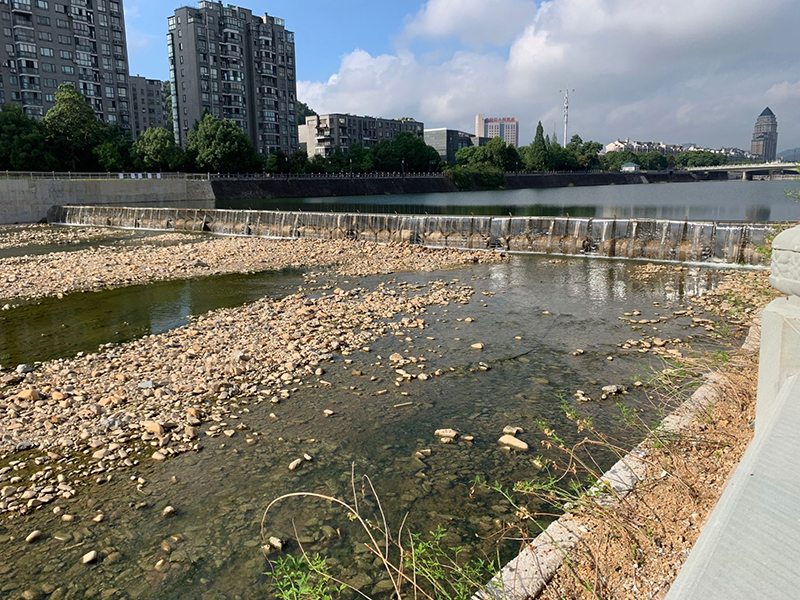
<box><xmin>0</xmin><ymin>178</ymin><xmax>215</xmax><ymax>225</ymax></box>
<box><xmin>48</xmin><ymin>205</ymin><xmax>770</xmax><ymax>267</ymax></box>
<box><xmin>212</xmin><ymin>171</ymin><xmax>697</xmax><ymax>201</ymax></box>
<box><xmin>211</xmin><ymin>175</ymin><xmax>458</xmax><ymax>201</ymax></box>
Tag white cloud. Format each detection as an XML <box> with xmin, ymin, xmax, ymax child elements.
<box><xmin>299</xmin><ymin>0</ymin><xmax>800</xmax><ymax>148</ymax></box>
<box><xmin>766</xmin><ymin>80</ymin><xmax>800</xmax><ymax>103</ymax></box>
<box><xmin>400</xmin><ymin>0</ymin><xmax>537</xmax><ymax>47</ymax></box>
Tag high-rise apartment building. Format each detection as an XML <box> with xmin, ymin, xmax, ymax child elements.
<box><xmin>475</xmin><ymin>114</ymin><xmax>519</xmax><ymax>147</ymax></box>
<box><xmin>130</xmin><ymin>75</ymin><xmax>165</xmax><ymax>139</ymax></box>
<box><xmin>751</xmin><ymin>107</ymin><xmax>778</xmax><ymax>162</ymax></box>
<box><xmin>167</xmin><ymin>1</ymin><xmax>297</xmax><ymax>156</ymax></box>
<box><xmin>298</xmin><ymin>114</ymin><xmax>424</xmax><ymax>158</ymax></box>
<box><xmin>0</xmin><ymin>0</ymin><xmax>131</xmax><ymax>128</ymax></box>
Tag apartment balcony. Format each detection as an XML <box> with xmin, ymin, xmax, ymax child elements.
<box><xmin>11</xmin><ymin>2</ymin><xmax>32</xmax><ymax>13</ymax></box>
<box><xmin>18</xmin><ymin>66</ymin><xmax>37</xmax><ymax>74</ymax></box>
<box><xmin>315</xmin><ymin>130</ymin><xmax>332</xmax><ymax>140</ymax></box>
<box><xmin>13</xmin><ymin>33</ymin><xmax>34</xmax><ymax>42</ymax></box>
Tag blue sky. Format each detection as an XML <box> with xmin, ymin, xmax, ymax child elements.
<box><xmin>126</xmin><ymin>0</ymin><xmax>800</xmax><ymax>149</ymax></box>
<box><xmin>127</xmin><ymin>0</ymin><xmax>430</xmax><ymax>82</ymax></box>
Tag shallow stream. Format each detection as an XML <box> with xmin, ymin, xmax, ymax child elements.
<box><xmin>0</xmin><ymin>255</ymin><xmax>728</xmax><ymax>600</ymax></box>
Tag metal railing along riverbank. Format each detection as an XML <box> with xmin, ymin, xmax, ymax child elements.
<box><xmin>48</xmin><ymin>205</ymin><xmax>774</xmax><ymax>266</ymax></box>
<box><xmin>0</xmin><ymin>169</ymin><xmax>684</xmax><ymax>182</ymax></box>
<box><xmin>0</xmin><ymin>171</ymin><xmax>210</xmax><ymax>180</ymax></box>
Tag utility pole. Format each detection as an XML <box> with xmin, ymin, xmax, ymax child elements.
<box><xmin>559</xmin><ymin>87</ymin><xmax>574</xmax><ymax>145</ymax></box>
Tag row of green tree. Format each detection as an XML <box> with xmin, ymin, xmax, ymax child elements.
<box><xmin>0</xmin><ymin>85</ymin><xmax>445</xmax><ymax>174</ymax></box>
<box><xmin>601</xmin><ymin>149</ymin><xmax>730</xmax><ymax>171</ymax></box>
<box><xmin>265</xmin><ymin>132</ymin><xmax>442</xmax><ymax>175</ymax></box>
<box><xmin>0</xmin><ymin>84</ymin><xmax>265</xmax><ymax>173</ymax></box>
<box><xmin>454</xmin><ymin>123</ymin><xmax>604</xmax><ymax>173</ymax></box>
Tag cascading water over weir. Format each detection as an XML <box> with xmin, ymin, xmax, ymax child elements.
<box><xmin>48</xmin><ymin>205</ymin><xmax>774</xmax><ymax>266</ymax></box>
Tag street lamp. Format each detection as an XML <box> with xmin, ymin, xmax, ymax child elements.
<box><xmin>402</xmin><ymin>158</ymin><xmax>405</xmax><ymax>176</ymax></box>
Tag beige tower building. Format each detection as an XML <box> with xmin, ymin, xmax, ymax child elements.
<box><xmin>751</xmin><ymin>107</ymin><xmax>778</xmax><ymax>162</ymax></box>
<box><xmin>475</xmin><ymin>114</ymin><xmax>519</xmax><ymax>147</ymax></box>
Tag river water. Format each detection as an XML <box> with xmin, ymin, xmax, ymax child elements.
<box><xmin>0</xmin><ymin>269</ymin><xmax>305</xmax><ymax>367</ymax></box>
<box><xmin>220</xmin><ymin>180</ymin><xmax>800</xmax><ymax>222</ymax></box>
<box><xmin>0</xmin><ymin>255</ymin><xmax>729</xmax><ymax>600</ymax></box>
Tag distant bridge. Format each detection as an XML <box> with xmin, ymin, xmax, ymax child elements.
<box><xmin>687</xmin><ymin>162</ymin><xmax>800</xmax><ymax>180</ymax></box>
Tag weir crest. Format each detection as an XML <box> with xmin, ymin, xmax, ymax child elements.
<box><xmin>47</xmin><ymin>205</ymin><xmax>773</xmax><ymax>267</ymax></box>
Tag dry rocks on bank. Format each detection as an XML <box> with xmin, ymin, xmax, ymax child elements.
<box><xmin>0</xmin><ymin>234</ymin><xmax>502</xmax><ymax>302</ymax></box>
<box><xmin>0</xmin><ymin>224</ymin><xmax>139</xmax><ymax>251</ymax></box>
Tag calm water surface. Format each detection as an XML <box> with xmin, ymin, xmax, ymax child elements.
<box><xmin>0</xmin><ymin>269</ymin><xmax>305</xmax><ymax>367</ymax></box>
<box><xmin>221</xmin><ymin>180</ymin><xmax>800</xmax><ymax>222</ymax></box>
<box><xmin>0</xmin><ymin>256</ymin><xmax>730</xmax><ymax>599</ymax></box>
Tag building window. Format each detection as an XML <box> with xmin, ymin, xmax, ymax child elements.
<box><xmin>41</xmin><ymin>62</ymin><xmax>54</xmax><ymax>72</ymax></box>
<box><xmin>59</xmin><ymin>50</ymin><xmax>72</xmax><ymax>60</ymax></box>
<box><xmin>44</xmin><ymin>78</ymin><xmax>56</xmax><ymax>87</ymax></box>
<box><xmin>35</xmin><ymin>0</ymin><xmax>47</xmax><ymax>8</ymax></box>
<box><xmin>57</xmin><ymin>34</ymin><xmax>70</xmax><ymax>44</ymax></box>
<box><xmin>40</xmin><ymin>47</ymin><xmax>54</xmax><ymax>57</ymax></box>
<box><xmin>56</xmin><ymin>18</ymin><xmax>68</xmax><ymax>28</ymax></box>
<box><xmin>37</xmin><ymin>31</ymin><xmax>51</xmax><ymax>41</ymax></box>
<box><xmin>61</xmin><ymin>65</ymin><xmax>74</xmax><ymax>74</ymax></box>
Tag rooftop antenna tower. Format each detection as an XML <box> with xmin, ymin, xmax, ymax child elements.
<box><xmin>559</xmin><ymin>87</ymin><xmax>574</xmax><ymax>144</ymax></box>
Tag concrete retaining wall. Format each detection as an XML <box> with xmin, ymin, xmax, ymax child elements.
<box><xmin>47</xmin><ymin>205</ymin><xmax>772</xmax><ymax>267</ymax></box>
<box><xmin>212</xmin><ymin>171</ymin><xmax>697</xmax><ymax>202</ymax></box>
<box><xmin>665</xmin><ymin>225</ymin><xmax>800</xmax><ymax>599</ymax></box>
<box><xmin>211</xmin><ymin>175</ymin><xmax>457</xmax><ymax>201</ymax></box>
<box><xmin>0</xmin><ymin>178</ymin><xmax>215</xmax><ymax>225</ymax></box>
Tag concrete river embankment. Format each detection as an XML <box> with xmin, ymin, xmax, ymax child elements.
<box><xmin>49</xmin><ymin>205</ymin><xmax>772</xmax><ymax>266</ymax></box>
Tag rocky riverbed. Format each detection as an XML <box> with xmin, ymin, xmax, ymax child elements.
<box><xmin>0</xmin><ymin>234</ymin><xmax>502</xmax><ymax>303</ymax></box>
<box><xmin>0</xmin><ymin>277</ymin><xmax>480</xmax><ymax>516</ymax></box>
<box><xmin>0</xmin><ymin>224</ymin><xmax>140</xmax><ymax>251</ymax></box>
<box><xmin>0</xmin><ymin>230</ymin><xmax>757</xmax><ymax>599</ymax></box>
